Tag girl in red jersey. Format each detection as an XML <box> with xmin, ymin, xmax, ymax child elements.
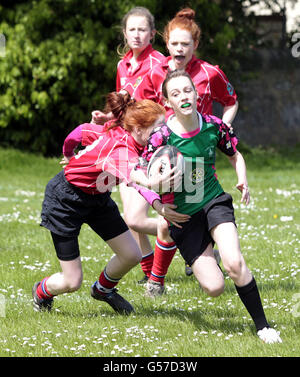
<box><xmin>90</xmin><ymin>7</ymin><xmax>165</xmax><ymax>284</ymax></box>
<box><xmin>32</xmin><ymin>92</ymin><xmax>189</xmax><ymax>315</ymax></box>
<box><xmin>91</xmin><ymin>7</ymin><xmax>164</xmax><ymax>123</ymax></box>
<box><xmin>135</xmin><ymin>8</ymin><xmax>238</xmax><ymax>123</ymax></box>
<box><xmin>134</xmin><ymin>8</ymin><xmax>239</xmax><ymax>279</ymax></box>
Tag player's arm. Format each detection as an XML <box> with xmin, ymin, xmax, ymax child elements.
<box><xmin>128</xmin><ymin>175</ymin><xmax>190</xmax><ymax>227</ymax></box>
<box><xmin>60</xmin><ymin>124</ymin><xmax>84</xmax><ymax>167</ymax></box>
<box><xmin>222</xmin><ymin>101</ymin><xmax>239</xmax><ymax>128</ymax></box>
<box><xmin>62</xmin><ymin>124</ymin><xmax>83</xmax><ymax>158</ymax></box>
<box><xmin>227</xmin><ymin>150</ymin><xmax>250</xmax><ymax>205</ymax></box>
<box><xmin>152</xmin><ymin>199</ymin><xmax>191</xmax><ymax>228</ymax></box>
<box><xmin>210</xmin><ymin>65</ymin><xmax>238</xmax><ymax>128</ymax></box>
<box><xmin>129</xmin><ymin>160</ymin><xmax>190</xmax><ymax>227</ymax></box>
<box><xmin>91</xmin><ymin>110</ymin><xmax>113</xmax><ymax>125</ymax></box>
<box><xmin>216</xmin><ymin>119</ymin><xmax>249</xmax><ymax>205</ymax></box>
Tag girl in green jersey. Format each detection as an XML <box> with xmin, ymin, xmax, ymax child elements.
<box><xmin>132</xmin><ymin>70</ymin><xmax>282</xmax><ymax>344</ymax></box>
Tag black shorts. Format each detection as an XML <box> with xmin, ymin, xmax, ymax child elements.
<box><xmin>41</xmin><ymin>171</ymin><xmax>128</xmax><ymax>247</ymax></box>
<box><xmin>169</xmin><ymin>192</ymin><xmax>236</xmax><ymax>266</ymax></box>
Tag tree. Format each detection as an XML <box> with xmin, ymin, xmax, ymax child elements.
<box><xmin>0</xmin><ymin>0</ymin><xmax>257</xmax><ymax>156</ymax></box>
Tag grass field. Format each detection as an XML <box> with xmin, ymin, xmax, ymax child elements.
<box><xmin>0</xmin><ymin>146</ymin><xmax>299</xmax><ymax>358</ymax></box>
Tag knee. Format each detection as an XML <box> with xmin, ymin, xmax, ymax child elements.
<box><xmin>124</xmin><ymin>211</ymin><xmax>149</xmax><ymax>233</ymax></box>
<box><xmin>201</xmin><ymin>282</ymin><xmax>224</xmax><ymax>297</ymax></box>
<box><xmin>123</xmin><ymin>211</ymin><xmax>138</xmax><ymax>230</ymax></box>
<box><xmin>157</xmin><ymin>217</ymin><xmax>172</xmax><ymax>242</ymax></box>
<box><xmin>223</xmin><ymin>257</ymin><xmax>243</xmax><ymax>280</ymax></box>
<box><xmin>131</xmin><ymin>252</ymin><xmax>142</xmax><ymax>266</ymax></box>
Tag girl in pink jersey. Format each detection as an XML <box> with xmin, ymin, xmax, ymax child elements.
<box><xmin>90</xmin><ymin>7</ymin><xmax>165</xmax><ymax>284</ymax></box>
<box><xmin>32</xmin><ymin>93</ymin><xmax>189</xmax><ymax>315</ymax></box>
<box><xmin>134</xmin><ymin>7</ymin><xmax>239</xmax><ymax>279</ymax></box>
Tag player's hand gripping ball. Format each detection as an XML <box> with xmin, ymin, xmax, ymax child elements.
<box><xmin>147</xmin><ymin>145</ymin><xmax>185</xmax><ymax>194</ymax></box>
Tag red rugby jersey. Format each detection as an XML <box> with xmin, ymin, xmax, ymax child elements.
<box><xmin>134</xmin><ymin>55</ymin><xmax>237</xmax><ymax>118</ymax></box>
<box><xmin>64</xmin><ymin>124</ymin><xmax>144</xmax><ymax>194</ymax></box>
<box><xmin>116</xmin><ymin>44</ymin><xmax>164</xmax><ymax>97</ymax></box>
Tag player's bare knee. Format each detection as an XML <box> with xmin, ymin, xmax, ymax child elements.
<box><xmin>157</xmin><ymin>216</ymin><xmax>172</xmax><ymax>242</ymax></box>
<box><xmin>201</xmin><ymin>282</ymin><xmax>224</xmax><ymax>297</ymax></box>
<box><xmin>125</xmin><ymin>214</ymin><xmax>148</xmax><ymax>233</ymax></box>
<box><xmin>123</xmin><ymin>212</ymin><xmax>138</xmax><ymax>230</ymax></box>
<box><xmin>224</xmin><ymin>257</ymin><xmax>242</xmax><ymax>280</ymax></box>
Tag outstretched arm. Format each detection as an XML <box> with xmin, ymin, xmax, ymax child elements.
<box><xmin>62</xmin><ymin>124</ymin><xmax>83</xmax><ymax>158</ymax></box>
<box><xmin>227</xmin><ymin>150</ymin><xmax>250</xmax><ymax>205</ymax></box>
<box><xmin>60</xmin><ymin>124</ymin><xmax>84</xmax><ymax>167</ymax></box>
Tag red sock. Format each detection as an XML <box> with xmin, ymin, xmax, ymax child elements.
<box><xmin>94</xmin><ymin>268</ymin><xmax>120</xmax><ymax>296</ymax></box>
<box><xmin>140</xmin><ymin>251</ymin><xmax>154</xmax><ymax>277</ymax></box>
<box><xmin>36</xmin><ymin>277</ymin><xmax>54</xmax><ymax>299</ymax></box>
<box><xmin>150</xmin><ymin>238</ymin><xmax>177</xmax><ymax>285</ymax></box>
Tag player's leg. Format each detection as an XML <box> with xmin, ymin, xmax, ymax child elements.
<box><xmin>191</xmin><ymin>242</ymin><xmax>224</xmax><ymax>297</ymax></box>
<box><xmin>88</xmin><ymin>201</ymin><xmax>142</xmax><ymax>314</ymax></box>
<box><xmin>91</xmin><ymin>229</ymin><xmax>142</xmax><ymax>314</ymax></box>
<box><xmin>105</xmin><ymin>230</ymin><xmax>142</xmax><ymax>277</ymax></box>
<box><xmin>145</xmin><ymin>216</ymin><xmax>177</xmax><ymax>297</ymax></box>
<box><xmin>211</xmin><ymin>222</ymin><xmax>282</xmax><ymax>343</ymax></box>
<box><xmin>119</xmin><ymin>183</ymin><xmax>157</xmax><ymax>280</ymax></box>
<box><xmin>185</xmin><ymin>248</ymin><xmax>221</xmax><ymax>277</ymax></box>
<box><xmin>211</xmin><ymin>222</ymin><xmax>252</xmax><ymax>286</ymax></box>
<box><xmin>119</xmin><ymin>183</ymin><xmax>157</xmax><ymax>236</ymax></box>
<box><xmin>32</xmin><ymin>233</ymin><xmax>83</xmax><ymax>312</ymax></box>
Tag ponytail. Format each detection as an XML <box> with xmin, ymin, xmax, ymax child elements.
<box><xmin>104</xmin><ymin>91</ymin><xmax>165</xmax><ymax>133</ymax></box>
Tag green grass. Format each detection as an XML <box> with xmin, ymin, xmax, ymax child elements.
<box><xmin>0</xmin><ymin>146</ymin><xmax>299</xmax><ymax>357</ymax></box>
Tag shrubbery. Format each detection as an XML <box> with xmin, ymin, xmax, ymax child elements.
<box><xmin>0</xmin><ymin>0</ymin><xmax>256</xmax><ymax>155</ymax></box>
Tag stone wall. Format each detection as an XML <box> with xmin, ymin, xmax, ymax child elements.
<box><xmin>214</xmin><ymin>49</ymin><xmax>300</xmax><ymax>147</ymax></box>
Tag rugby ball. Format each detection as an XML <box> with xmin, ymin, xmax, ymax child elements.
<box><xmin>147</xmin><ymin>145</ymin><xmax>185</xmax><ymax>193</ymax></box>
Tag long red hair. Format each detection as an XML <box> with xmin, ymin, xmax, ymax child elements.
<box><xmin>104</xmin><ymin>91</ymin><xmax>165</xmax><ymax>132</ymax></box>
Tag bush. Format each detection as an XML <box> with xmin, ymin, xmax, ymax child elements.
<box><xmin>0</xmin><ymin>0</ymin><xmax>128</xmax><ymax>155</ymax></box>
<box><xmin>0</xmin><ymin>0</ymin><xmax>257</xmax><ymax>156</ymax></box>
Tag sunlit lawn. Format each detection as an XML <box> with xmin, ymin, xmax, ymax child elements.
<box><xmin>0</xmin><ymin>146</ymin><xmax>299</xmax><ymax>357</ymax></box>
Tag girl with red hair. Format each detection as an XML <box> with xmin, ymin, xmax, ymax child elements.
<box><xmin>32</xmin><ymin>92</ymin><xmax>189</xmax><ymax>315</ymax></box>
<box><xmin>136</xmin><ymin>8</ymin><xmax>238</xmax><ymax>121</ymax></box>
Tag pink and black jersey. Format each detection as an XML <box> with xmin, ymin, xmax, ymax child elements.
<box><xmin>138</xmin><ymin>114</ymin><xmax>238</xmax><ymax>215</ymax></box>
<box><xmin>134</xmin><ymin>55</ymin><xmax>237</xmax><ymax>119</ymax></box>
<box><xmin>116</xmin><ymin>44</ymin><xmax>164</xmax><ymax>97</ymax></box>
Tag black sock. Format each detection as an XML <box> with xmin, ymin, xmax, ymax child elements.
<box><xmin>235</xmin><ymin>277</ymin><xmax>269</xmax><ymax>331</ymax></box>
